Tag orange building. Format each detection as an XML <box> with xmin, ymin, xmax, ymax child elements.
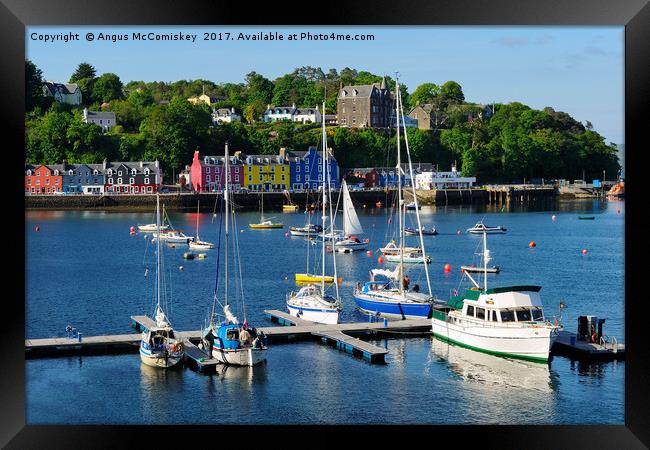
<box><xmin>25</xmin><ymin>164</ymin><xmax>63</xmax><ymax>194</ymax></box>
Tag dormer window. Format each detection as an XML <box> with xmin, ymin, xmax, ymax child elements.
<box><xmin>108</xmin><ymin>169</ymin><xmax>112</xmax><ymax>175</ymax></box>
<box><xmin>144</xmin><ymin>169</ymin><xmax>150</xmax><ymax>175</ymax></box>
<box><xmin>341</xmin><ymin>90</ymin><xmax>347</xmax><ymax>97</ymax></box>
<box><xmin>93</xmin><ymin>170</ymin><xmax>98</xmax><ymax>175</ymax></box>
<box><xmin>352</xmin><ymin>89</ymin><xmax>358</xmax><ymax>96</ymax></box>
<box><xmin>26</xmin><ymin>170</ymin><xmax>31</xmax><ymax>176</ymax></box>
<box><xmin>204</xmin><ymin>157</ymin><xmax>209</xmax><ymax>164</ymax></box>
<box><xmin>54</xmin><ymin>170</ymin><xmax>59</xmax><ymax>175</ymax></box>
<box><xmin>69</xmin><ymin>170</ymin><xmax>74</xmax><ymax>175</ymax></box>
<box><xmin>131</xmin><ymin>169</ymin><xmax>137</xmax><ymax>175</ymax></box>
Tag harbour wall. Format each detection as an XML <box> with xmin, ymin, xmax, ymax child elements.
<box><xmin>24</xmin><ymin>186</ymin><xmax>558</xmax><ymax>211</ymax></box>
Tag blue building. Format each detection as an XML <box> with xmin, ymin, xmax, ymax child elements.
<box><xmin>283</xmin><ymin>146</ymin><xmax>340</xmax><ymax>191</ymax></box>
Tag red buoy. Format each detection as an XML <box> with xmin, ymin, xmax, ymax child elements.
<box><xmin>130</xmin><ymin>226</ymin><xmax>136</xmax><ymax>233</ymax></box>
<box><xmin>337</xmin><ymin>276</ymin><xmax>343</xmax><ymax>284</ymax></box>
<box><xmin>444</xmin><ymin>263</ymin><xmax>452</xmax><ymax>273</ymax></box>
<box><xmin>529</xmin><ymin>241</ymin><xmax>536</xmax><ymax>248</ymax></box>
<box><xmin>366</xmin><ymin>250</ymin><xmax>373</xmax><ymax>257</ymax></box>
<box><xmin>582</xmin><ymin>249</ymin><xmax>588</xmax><ymax>255</ymax></box>
<box><xmin>377</xmin><ymin>256</ymin><xmax>384</xmax><ymax>264</ymax></box>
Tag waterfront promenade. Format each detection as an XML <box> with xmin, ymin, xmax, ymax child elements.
<box><xmin>24</xmin><ymin>185</ymin><xmax>559</xmax><ymax>210</ymax></box>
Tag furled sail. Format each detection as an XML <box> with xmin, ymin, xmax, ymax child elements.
<box><xmin>342</xmin><ymin>180</ymin><xmax>364</xmax><ymax>236</ymax></box>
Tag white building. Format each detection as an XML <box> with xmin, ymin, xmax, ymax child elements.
<box><xmin>263</xmin><ymin>104</ymin><xmax>322</xmax><ymax>123</ymax></box>
<box><xmin>415</xmin><ymin>165</ymin><xmax>476</xmax><ymax>189</ymax></box>
<box><xmin>212</xmin><ymin>107</ymin><xmax>242</xmax><ymax>125</ymax></box>
<box><xmin>43</xmin><ymin>81</ymin><xmax>82</xmax><ymax>105</ymax></box>
<box><xmin>83</xmin><ymin>108</ymin><xmax>116</xmax><ymax>131</ymax></box>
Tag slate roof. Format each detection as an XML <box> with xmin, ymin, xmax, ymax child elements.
<box><xmin>85</xmin><ymin>110</ymin><xmax>116</xmax><ymax>120</ymax></box>
<box><xmin>43</xmin><ymin>82</ymin><xmax>79</xmax><ymax>96</ymax></box>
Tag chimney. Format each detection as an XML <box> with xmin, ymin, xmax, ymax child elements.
<box><xmin>83</xmin><ymin>107</ymin><xmax>88</xmax><ymax>120</ymax></box>
<box><xmin>231</xmin><ymin>107</ymin><xmax>235</xmax><ymax>113</ymax></box>
<box><xmin>292</xmin><ymin>103</ymin><xmax>296</xmax><ymax>109</ymax></box>
<box><xmin>62</xmin><ymin>159</ymin><xmax>67</xmax><ymax>169</ymax></box>
<box><xmin>267</xmin><ymin>104</ymin><xmax>270</xmax><ymax>110</ymax></box>
<box><xmin>279</xmin><ymin>147</ymin><xmax>286</xmax><ymax>158</ymax></box>
<box><xmin>155</xmin><ymin>159</ymin><xmax>159</xmax><ymax>168</ymax></box>
<box><xmin>102</xmin><ymin>159</ymin><xmax>107</xmax><ymax>170</ymax></box>
<box><xmin>139</xmin><ymin>161</ymin><xmax>143</xmax><ymax>168</ymax></box>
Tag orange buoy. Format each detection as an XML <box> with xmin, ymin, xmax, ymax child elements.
<box><xmin>376</xmin><ymin>201</ymin><xmax>382</xmax><ymax>208</ymax></box>
<box><xmin>460</xmin><ymin>268</ymin><xmax>465</xmax><ymax>273</ymax></box>
<box><xmin>35</xmin><ymin>226</ymin><xmax>40</xmax><ymax>232</ymax></box>
<box><xmin>366</xmin><ymin>250</ymin><xmax>373</xmax><ymax>256</ymax></box>
<box><xmin>529</xmin><ymin>241</ymin><xmax>536</xmax><ymax>248</ymax></box>
<box><xmin>130</xmin><ymin>226</ymin><xmax>136</xmax><ymax>233</ymax></box>
<box><xmin>582</xmin><ymin>249</ymin><xmax>588</xmax><ymax>255</ymax></box>
<box><xmin>444</xmin><ymin>263</ymin><xmax>452</xmax><ymax>273</ymax></box>
<box><xmin>551</xmin><ymin>215</ymin><xmax>557</xmax><ymax>221</ymax></box>
<box><xmin>378</xmin><ymin>256</ymin><xmax>384</xmax><ymax>264</ymax></box>
<box><xmin>337</xmin><ymin>276</ymin><xmax>343</xmax><ymax>284</ymax></box>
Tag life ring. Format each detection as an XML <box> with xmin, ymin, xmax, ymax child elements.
<box><xmin>591</xmin><ymin>332</ymin><xmax>597</xmax><ymax>343</ymax></box>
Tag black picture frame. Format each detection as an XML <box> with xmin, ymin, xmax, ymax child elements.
<box><xmin>3</xmin><ymin>0</ymin><xmax>648</xmax><ymax>447</ymax></box>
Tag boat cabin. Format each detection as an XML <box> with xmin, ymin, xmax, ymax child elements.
<box><xmin>448</xmin><ymin>286</ymin><xmax>546</xmax><ymax>324</ymax></box>
<box><xmin>214</xmin><ymin>323</ymin><xmax>264</xmax><ymax>350</ymax></box>
<box><xmin>142</xmin><ymin>327</ymin><xmax>176</xmax><ymax>351</ymax></box>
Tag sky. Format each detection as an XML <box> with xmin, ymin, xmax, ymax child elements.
<box><xmin>26</xmin><ymin>26</ymin><xmax>624</xmax><ymax>144</ymax></box>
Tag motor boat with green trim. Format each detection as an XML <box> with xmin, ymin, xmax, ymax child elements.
<box><xmin>431</xmin><ymin>231</ymin><xmax>559</xmax><ymax>363</ymax></box>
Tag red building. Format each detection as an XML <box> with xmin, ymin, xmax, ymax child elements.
<box><xmin>25</xmin><ymin>164</ymin><xmax>63</xmax><ymax>194</ymax></box>
<box><xmin>349</xmin><ymin>168</ymin><xmax>380</xmax><ymax>187</ymax></box>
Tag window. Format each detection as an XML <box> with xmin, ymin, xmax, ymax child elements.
<box><xmin>305</xmin><ymin>165</ymin><xmax>309</xmax><ymax>173</ymax></box>
<box><xmin>476</xmin><ymin>307</ymin><xmax>485</xmax><ymax>320</ymax></box>
<box><xmin>206</xmin><ymin>167</ymin><xmax>211</xmax><ymax>173</ymax></box>
<box><xmin>516</xmin><ymin>309</ymin><xmax>532</xmax><ymax>322</ymax></box>
<box><xmin>500</xmin><ymin>310</ymin><xmax>515</xmax><ymax>322</ymax></box>
<box><xmin>206</xmin><ymin>175</ymin><xmax>211</xmax><ymax>182</ymax></box>
<box><xmin>532</xmin><ymin>308</ymin><xmax>544</xmax><ymax>321</ymax></box>
<box><xmin>466</xmin><ymin>305</ymin><xmax>474</xmax><ymax>317</ymax></box>
<box><xmin>132</xmin><ymin>169</ymin><xmax>137</xmax><ymax>175</ymax></box>
<box><xmin>55</xmin><ymin>179</ymin><xmax>59</xmax><ymax>184</ymax></box>
<box><xmin>147</xmin><ymin>186</ymin><xmax>152</xmax><ymax>193</ymax></box>
<box><xmin>281</xmin><ymin>175</ymin><xmax>285</xmax><ymax>181</ymax></box>
<box><xmin>118</xmin><ymin>171</ymin><xmax>122</xmax><ymax>176</ymax></box>
<box><xmin>117</xmin><ymin>178</ymin><xmax>123</xmax><ymax>184</ymax></box>
<box><xmin>108</xmin><ymin>179</ymin><xmax>113</xmax><ymax>184</ymax></box>
<box><xmin>296</xmin><ymin>175</ymin><xmax>301</xmax><ymax>182</ymax></box>
<box><xmin>129</xmin><ymin>178</ymin><xmax>135</xmax><ymax>184</ymax></box>
<box><xmin>135</xmin><ymin>186</ymin><xmax>139</xmax><ymax>192</ymax></box>
<box><xmin>234</xmin><ymin>175</ymin><xmax>239</xmax><ymax>182</ymax></box>
<box><xmin>27</xmin><ymin>179</ymin><xmax>31</xmax><ymax>185</ymax></box>
<box><xmin>144</xmin><ymin>178</ymin><xmax>150</xmax><ymax>185</ymax></box>
<box><xmin>46</xmin><ymin>179</ymin><xmax>50</xmax><ymax>185</ymax></box>
<box><xmin>296</xmin><ymin>166</ymin><xmax>300</xmax><ymax>173</ymax></box>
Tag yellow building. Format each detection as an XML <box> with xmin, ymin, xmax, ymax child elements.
<box><xmin>235</xmin><ymin>151</ymin><xmax>289</xmax><ymax>191</ymax></box>
<box><xmin>187</xmin><ymin>93</ymin><xmax>222</xmax><ymax>106</ymax></box>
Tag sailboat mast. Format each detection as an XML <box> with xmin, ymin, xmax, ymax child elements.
<box><xmin>398</xmin><ymin>85</ymin><xmax>433</xmax><ymax>297</ymax></box>
<box><xmin>324</xmin><ymin>102</ymin><xmax>340</xmax><ymax>301</ymax></box>
<box><xmin>196</xmin><ymin>200</ymin><xmax>200</xmax><ymax>240</ymax></box>
<box><xmin>483</xmin><ymin>231</ymin><xmax>488</xmax><ymax>291</ymax></box>
<box><xmin>321</xmin><ymin>103</ymin><xmax>327</xmax><ymax>296</ymax></box>
<box><xmin>156</xmin><ymin>193</ymin><xmax>161</xmax><ymax>311</ymax></box>
<box><xmin>395</xmin><ymin>79</ymin><xmax>404</xmax><ymax>295</ymax></box>
<box><xmin>224</xmin><ymin>143</ymin><xmax>230</xmax><ymax>309</ymax></box>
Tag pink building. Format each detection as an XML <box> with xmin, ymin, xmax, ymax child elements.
<box><xmin>190</xmin><ymin>150</ymin><xmax>243</xmax><ymax>192</ymax></box>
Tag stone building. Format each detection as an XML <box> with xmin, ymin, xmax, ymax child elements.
<box><xmin>336</xmin><ymin>78</ymin><xmax>393</xmax><ymax>128</ymax></box>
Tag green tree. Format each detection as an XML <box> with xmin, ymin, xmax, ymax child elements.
<box><xmin>69</xmin><ymin>62</ymin><xmax>97</xmax><ymax>83</ymax></box>
<box><xmin>409</xmin><ymin>83</ymin><xmax>441</xmax><ymax>107</ymax></box>
<box><xmin>92</xmin><ymin>73</ymin><xmax>124</xmax><ymax>103</ymax></box>
<box><xmin>25</xmin><ymin>59</ymin><xmax>47</xmax><ymax>112</ymax></box>
<box><xmin>245</xmin><ymin>71</ymin><xmax>273</xmax><ymax>105</ymax></box>
<box><xmin>440</xmin><ymin>81</ymin><xmax>465</xmax><ymax>104</ymax></box>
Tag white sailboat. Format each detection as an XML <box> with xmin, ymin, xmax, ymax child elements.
<box><xmin>188</xmin><ymin>201</ymin><xmax>215</xmax><ymax>250</ymax></box>
<box><xmin>334</xmin><ymin>179</ymin><xmax>370</xmax><ymax>252</ymax></box>
<box><xmin>152</xmin><ymin>206</ymin><xmax>194</xmax><ymax>243</ymax></box>
<box><xmin>286</xmin><ymin>102</ymin><xmax>342</xmax><ymax>324</ymax></box>
<box><xmin>431</xmin><ymin>231</ymin><xmax>560</xmax><ymax>363</ymax></box>
<box><xmin>353</xmin><ymin>77</ymin><xmax>437</xmax><ymax>319</ymax></box>
<box><xmin>249</xmin><ymin>184</ymin><xmax>283</xmax><ymax>229</ymax></box>
<box><xmin>139</xmin><ymin>194</ymin><xmax>184</xmax><ymax>368</ymax></box>
<box><xmin>205</xmin><ymin>143</ymin><xmax>267</xmax><ymax>366</ymax></box>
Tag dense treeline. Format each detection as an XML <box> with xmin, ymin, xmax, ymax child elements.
<box><xmin>25</xmin><ymin>60</ymin><xmax>620</xmax><ymax>183</ymax></box>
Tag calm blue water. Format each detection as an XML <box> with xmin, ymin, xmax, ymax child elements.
<box><xmin>25</xmin><ymin>199</ymin><xmax>625</xmax><ymax>424</ymax></box>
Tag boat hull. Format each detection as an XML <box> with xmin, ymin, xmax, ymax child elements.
<box><xmin>211</xmin><ymin>347</ymin><xmax>267</xmax><ymax>366</ymax></box>
<box><xmin>384</xmin><ymin>254</ymin><xmax>431</xmax><ymax>264</ymax></box>
<box><xmin>283</xmin><ymin>205</ymin><xmax>299</xmax><ymax>212</ymax></box>
<box><xmin>249</xmin><ymin>223</ymin><xmax>284</xmax><ymax>229</ymax></box>
<box><xmin>189</xmin><ymin>241</ymin><xmax>214</xmax><ymax>250</ymax></box>
<box><xmin>334</xmin><ymin>240</ymin><xmax>369</xmax><ymax>251</ymax></box>
<box><xmin>352</xmin><ymin>292</ymin><xmax>432</xmax><ymax>319</ymax></box>
<box><xmin>287</xmin><ymin>303</ymin><xmax>339</xmax><ymax>324</ymax></box>
<box><xmin>431</xmin><ymin>315</ymin><xmax>556</xmax><ymax>363</ymax></box>
<box><xmin>139</xmin><ymin>346</ymin><xmax>183</xmax><ymax>368</ymax></box>
<box><xmin>461</xmin><ymin>265</ymin><xmax>500</xmax><ymax>274</ymax></box>
<box><xmin>295</xmin><ymin>273</ymin><xmax>334</xmax><ymax>284</ymax></box>
<box><xmin>467</xmin><ymin>228</ymin><xmax>506</xmax><ymax>234</ymax></box>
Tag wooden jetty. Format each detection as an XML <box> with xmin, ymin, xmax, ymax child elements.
<box><xmin>25</xmin><ymin>314</ymin><xmax>623</xmax><ymax>364</ymax></box>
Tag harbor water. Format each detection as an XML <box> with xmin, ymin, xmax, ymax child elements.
<box><xmin>25</xmin><ymin>199</ymin><xmax>624</xmax><ymax>424</ymax></box>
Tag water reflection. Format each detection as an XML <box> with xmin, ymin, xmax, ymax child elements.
<box><xmin>216</xmin><ymin>363</ymin><xmax>267</xmax><ymax>388</ymax></box>
<box><xmin>429</xmin><ymin>338</ymin><xmax>554</xmax><ymax>393</ymax></box>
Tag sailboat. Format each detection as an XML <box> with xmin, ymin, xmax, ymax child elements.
<box><xmin>333</xmin><ymin>179</ymin><xmax>370</xmax><ymax>252</ymax></box>
<box><xmin>282</xmin><ymin>189</ymin><xmax>299</xmax><ymax>213</ymax></box>
<box><xmin>203</xmin><ymin>143</ymin><xmax>268</xmax><ymax>366</ymax></box>
<box><xmin>139</xmin><ymin>194</ymin><xmax>185</xmax><ymax>368</ymax></box>
<box><xmin>352</xmin><ymin>77</ymin><xmax>437</xmax><ymax>319</ymax></box>
<box><xmin>152</xmin><ymin>206</ymin><xmax>194</xmax><ymax>243</ymax></box>
<box><xmin>286</xmin><ymin>102</ymin><xmax>342</xmax><ymax>324</ymax></box>
<box><xmin>249</xmin><ymin>184</ymin><xmax>283</xmax><ymax>229</ymax></box>
<box><xmin>289</xmin><ymin>192</ymin><xmax>323</xmax><ymax>237</ymax></box>
<box><xmin>188</xmin><ymin>201</ymin><xmax>215</xmax><ymax>250</ymax></box>
<box><xmin>431</xmin><ymin>231</ymin><xmax>560</xmax><ymax>363</ymax></box>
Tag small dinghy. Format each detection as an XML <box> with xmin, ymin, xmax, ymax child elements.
<box><xmin>461</xmin><ymin>265</ymin><xmax>500</xmax><ymax>274</ymax></box>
